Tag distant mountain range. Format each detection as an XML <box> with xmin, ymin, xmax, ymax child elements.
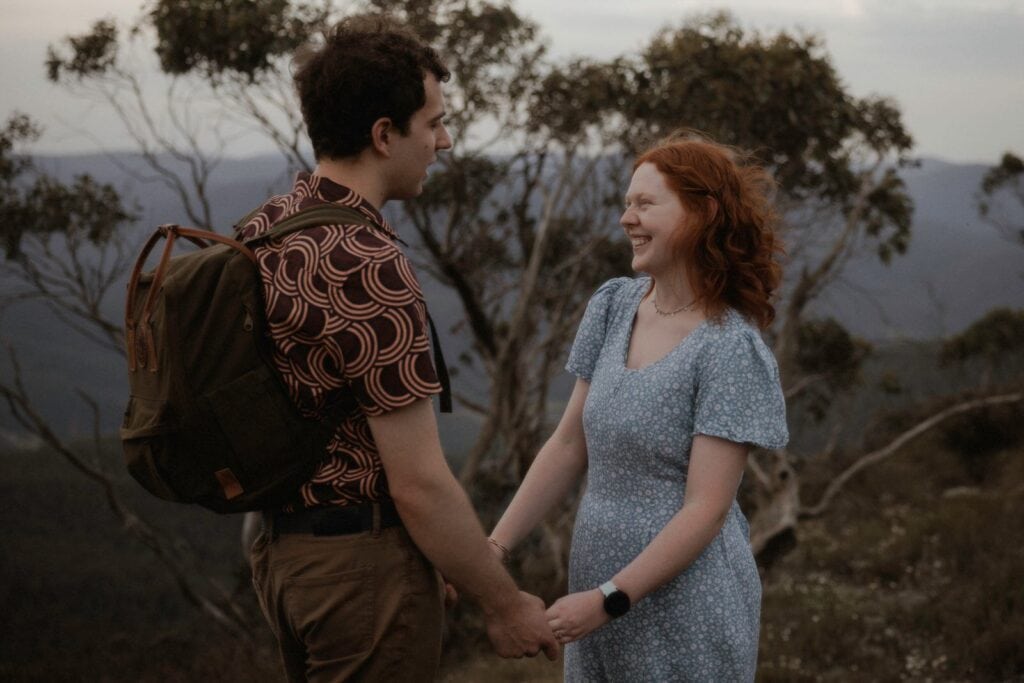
<box><xmin>1</xmin><ymin>152</ymin><xmax>1021</xmax><ymax>445</ymax></box>
<box><xmin>806</xmin><ymin>158</ymin><xmax>1024</xmax><ymax>339</ymax></box>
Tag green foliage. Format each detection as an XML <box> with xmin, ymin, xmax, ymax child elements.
<box><xmin>0</xmin><ymin>114</ymin><xmax>134</xmax><ymax>258</ymax></box>
<box><xmin>149</xmin><ymin>0</ymin><xmax>326</xmax><ymax>81</ymax></box>
<box><xmin>939</xmin><ymin>307</ymin><xmax>1024</xmax><ymax>367</ymax></box>
<box><xmin>356</xmin><ymin>0</ymin><xmax>549</xmax><ymax>138</ymax></box>
<box><xmin>863</xmin><ymin>166</ymin><xmax>913</xmax><ymax>263</ymax></box>
<box><xmin>941</xmin><ymin>402</ymin><xmax>1024</xmax><ymax>482</ymax></box>
<box><xmin>619</xmin><ymin>11</ymin><xmax>915</xmax><ymax>266</ymax></box>
<box><xmin>977</xmin><ymin>151</ymin><xmax>1024</xmax><ymax>245</ymax></box>
<box><xmin>528</xmin><ymin>57</ymin><xmax>631</xmax><ymax>140</ymax></box>
<box><xmin>0</xmin><ymin>113</ymin><xmax>40</xmax><ymax>187</ymax></box>
<box><xmin>980</xmin><ymin>151</ymin><xmax>1023</xmax><ymax>197</ymax></box>
<box><xmin>625</xmin><ymin>12</ymin><xmax>853</xmax><ymax>175</ymax></box>
<box><xmin>793</xmin><ymin>317</ymin><xmax>871</xmax><ymax>418</ymax></box>
<box><xmin>45</xmin><ymin>19</ymin><xmax>119</xmax><ymax>81</ymax></box>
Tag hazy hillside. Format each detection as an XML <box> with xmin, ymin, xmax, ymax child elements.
<box><xmin>814</xmin><ymin>158</ymin><xmax>1024</xmax><ymax>340</ymax></box>
<box><xmin>1</xmin><ymin>153</ymin><xmax>1021</xmax><ymax>444</ymax></box>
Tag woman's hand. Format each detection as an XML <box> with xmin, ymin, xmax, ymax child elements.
<box><xmin>545</xmin><ymin>589</ymin><xmax>610</xmax><ymax>644</ymax></box>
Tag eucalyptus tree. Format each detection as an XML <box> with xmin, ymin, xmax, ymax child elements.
<box><xmin>43</xmin><ymin>0</ymin><xmax>633</xmax><ymax>596</ymax></box>
<box><xmin>978</xmin><ymin>151</ymin><xmax>1024</xmax><ymax>246</ymax></box>
<box><xmin>0</xmin><ymin>113</ymin><xmax>256</xmax><ymax>636</ymax></box>
<box><xmin>30</xmin><ymin>1</ymin><xmax>1022</xmax><ymax>587</ymax></box>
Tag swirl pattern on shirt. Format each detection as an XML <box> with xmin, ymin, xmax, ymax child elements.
<box><xmin>237</xmin><ymin>172</ymin><xmax>441</xmax><ymax>508</ymax></box>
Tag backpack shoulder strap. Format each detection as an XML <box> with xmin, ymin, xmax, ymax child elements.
<box><xmin>233</xmin><ymin>205</ymin><xmax>265</xmax><ymax>236</ymax></box>
<box><xmin>240</xmin><ymin>205</ymin><xmax>375</xmax><ymax>248</ymax></box>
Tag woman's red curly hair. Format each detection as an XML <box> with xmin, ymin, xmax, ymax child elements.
<box><xmin>634</xmin><ymin>131</ymin><xmax>783</xmax><ymax>329</ymax></box>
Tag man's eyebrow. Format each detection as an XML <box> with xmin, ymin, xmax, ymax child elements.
<box><xmin>430</xmin><ymin>110</ymin><xmax>447</xmax><ymax>122</ymax></box>
<box><xmin>625</xmin><ymin>191</ymin><xmax>653</xmax><ymax>202</ymax></box>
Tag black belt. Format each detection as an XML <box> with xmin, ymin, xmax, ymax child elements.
<box><xmin>266</xmin><ymin>500</ymin><xmax>402</xmax><ymax>537</ymax></box>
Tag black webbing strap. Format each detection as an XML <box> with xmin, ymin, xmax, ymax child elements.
<box><xmin>236</xmin><ymin>203</ymin><xmax>453</xmax><ymax>414</ymax></box>
<box><xmin>426</xmin><ymin>313</ymin><xmax>452</xmax><ymax>413</ymax></box>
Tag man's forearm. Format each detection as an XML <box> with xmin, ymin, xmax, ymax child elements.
<box><xmin>391</xmin><ymin>469</ymin><xmax>519</xmax><ymax>614</ymax></box>
<box><xmin>368</xmin><ymin>398</ymin><xmax>559</xmax><ymax>660</ymax></box>
<box><xmin>367</xmin><ymin>398</ymin><xmax>519</xmax><ymax>614</ymax></box>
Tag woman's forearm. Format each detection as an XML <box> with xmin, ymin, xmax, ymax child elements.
<box><xmin>611</xmin><ymin>500</ymin><xmax>729</xmax><ymax>602</ymax></box>
<box><xmin>490</xmin><ymin>379</ymin><xmax>590</xmax><ymax>551</ymax></box>
<box><xmin>612</xmin><ymin>434</ymin><xmax>750</xmax><ymax>604</ymax></box>
<box><xmin>491</xmin><ymin>434</ymin><xmax>587</xmax><ymax>549</ymax></box>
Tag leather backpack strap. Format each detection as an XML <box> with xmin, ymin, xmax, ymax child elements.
<box><xmin>126</xmin><ymin>225</ymin><xmax>256</xmax><ymax>372</ymax></box>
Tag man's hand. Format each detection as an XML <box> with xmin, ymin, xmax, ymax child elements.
<box><xmin>545</xmin><ymin>589</ymin><xmax>610</xmax><ymax>644</ymax></box>
<box><xmin>485</xmin><ymin>591</ymin><xmax>560</xmax><ymax>660</ymax></box>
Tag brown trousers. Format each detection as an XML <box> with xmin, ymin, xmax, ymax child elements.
<box><xmin>250</xmin><ymin>522</ymin><xmax>445</xmax><ymax>683</ymax></box>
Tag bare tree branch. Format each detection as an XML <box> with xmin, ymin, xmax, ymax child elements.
<box><xmin>0</xmin><ymin>348</ymin><xmax>256</xmax><ymax>639</ymax></box>
<box><xmin>783</xmin><ymin>373</ymin><xmax>828</xmax><ymax>401</ymax></box>
<box><xmin>801</xmin><ymin>392</ymin><xmax>1024</xmax><ymax>518</ymax></box>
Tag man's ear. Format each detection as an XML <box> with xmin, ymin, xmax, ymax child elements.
<box><xmin>370</xmin><ymin>117</ymin><xmax>393</xmax><ymax>157</ymax></box>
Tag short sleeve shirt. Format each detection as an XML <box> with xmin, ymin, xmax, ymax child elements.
<box><xmin>238</xmin><ymin>172</ymin><xmax>441</xmax><ymax>508</ymax></box>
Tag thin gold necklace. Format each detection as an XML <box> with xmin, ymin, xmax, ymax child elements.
<box><xmin>652</xmin><ymin>296</ymin><xmax>697</xmax><ymax>316</ymax></box>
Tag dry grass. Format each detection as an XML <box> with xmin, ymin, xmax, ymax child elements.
<box><xmin>439</xmin><ymin>656</ymin><xmax>563</xmax><ymax>683</ymax></box>
<box><xmin>3</xmin><ymin>382</ymin><xmax>1022</xmax><ymax>681</ymax></box>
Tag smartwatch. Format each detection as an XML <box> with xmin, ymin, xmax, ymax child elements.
<box><xmin>599</xmin><ymin>580</ymin><xmax>631</xmax><ymax>618</ymax></box>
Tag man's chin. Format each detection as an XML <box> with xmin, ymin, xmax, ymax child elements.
<box><xmin>392</xmin><ymin>185</ymin><xmax>424</xmax><ymax>202</ymax></box>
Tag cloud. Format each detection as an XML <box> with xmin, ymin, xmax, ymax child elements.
<box><xmin>4</xmin><ymin>0</ymin><xmax>1022</xmax><ymax>161</ymax></box>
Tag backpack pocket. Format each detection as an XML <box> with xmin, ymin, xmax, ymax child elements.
<box><xmin>207</xmin><ymin>365</ymin><xmax>311</xmax><ymax>490</ymax></box>
<box><xmin>121</xmin><ymin>396</ymin><xmax>182</xmax><ymax>501</ymax></box>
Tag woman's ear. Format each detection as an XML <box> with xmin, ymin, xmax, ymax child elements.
<box><xmin>370</xmin><ymin>117</ymin><xmax>393</xmax><ymax>157</ymax></box>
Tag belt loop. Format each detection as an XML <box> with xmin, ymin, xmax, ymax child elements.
<box><xmin>371</xmin><ymin>502</ymin><xmax>382</xmax><ymax>537</ymax></box>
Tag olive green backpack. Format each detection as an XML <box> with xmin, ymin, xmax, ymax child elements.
<box><xmin>121</xmin><ymin>205</ymin><xmax>428</xmax><ymax>513</ymax></box>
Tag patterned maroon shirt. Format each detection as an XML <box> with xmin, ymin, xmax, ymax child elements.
<box><xmin>238</xmin><ymin>172</ymin><xmax>441</xmax><ymax>508</ymax></box>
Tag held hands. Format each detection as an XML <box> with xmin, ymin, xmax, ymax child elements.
<box><xmin>485</xmin><ymin>591</ymin><xmax>560</xmax><ymax>661</ymax></box>
<box><xmin>442</xmin><ymin>579</ymin><xmax>458</xmax><ymax>608</ymax></box>
<box><xmin>545</xmin><ymin>589</ymin><xmax>610</xmax><ymax>644</ymax></box>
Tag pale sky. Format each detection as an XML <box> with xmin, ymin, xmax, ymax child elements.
<box><xmin>2</xmin><ymin>0</ymin><xmax>1023</xmax><ymax>164</ymax></box>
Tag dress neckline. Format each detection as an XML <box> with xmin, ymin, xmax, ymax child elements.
<box><xmin>622</xmin><ymin>279</ymin><xmax>708</xmax><ymax>372</ymax></box>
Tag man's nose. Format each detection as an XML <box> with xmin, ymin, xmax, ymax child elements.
<box><xmin>437</xmin><ymin>125</ymin><xmax>453</xmax><ymax>150</ymax></box>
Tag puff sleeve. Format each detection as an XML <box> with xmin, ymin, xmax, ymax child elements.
<box><xmin>565</xmin><ymin>277</ymin><xmax>630</xmax><ymax>381</ymax></box>
<box><xmin>692</xmin><ymin>324</ymin><xmax>789</xmax><ymax>449</ymax></box>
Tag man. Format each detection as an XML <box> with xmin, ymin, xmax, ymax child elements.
<box><xmin>240</xmin><ymin>16</ymin><xmax>558</xmax><ymax>682</ymax></box>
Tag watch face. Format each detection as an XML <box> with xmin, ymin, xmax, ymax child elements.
<box><xmin>604</xmin><ymin>590</ymin><xmax>630</xmax><ymax>618</ymax></box>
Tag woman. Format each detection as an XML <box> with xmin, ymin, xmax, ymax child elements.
<box><xmin>488</xmin><ymin>133</ymin><xmax>788</xmax><ymax>681</ymax></box>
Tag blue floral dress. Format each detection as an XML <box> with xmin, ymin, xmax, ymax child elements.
<box><xmin>564</xmin><ymin>277</ymin><xmax>788</xmax><ymax>682</ymax></box>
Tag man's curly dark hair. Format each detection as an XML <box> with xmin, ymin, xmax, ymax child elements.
<box><xmin>293</xmin><ymin>15</ymin><xmax>450</xmax><ymax>160</ymax></box>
